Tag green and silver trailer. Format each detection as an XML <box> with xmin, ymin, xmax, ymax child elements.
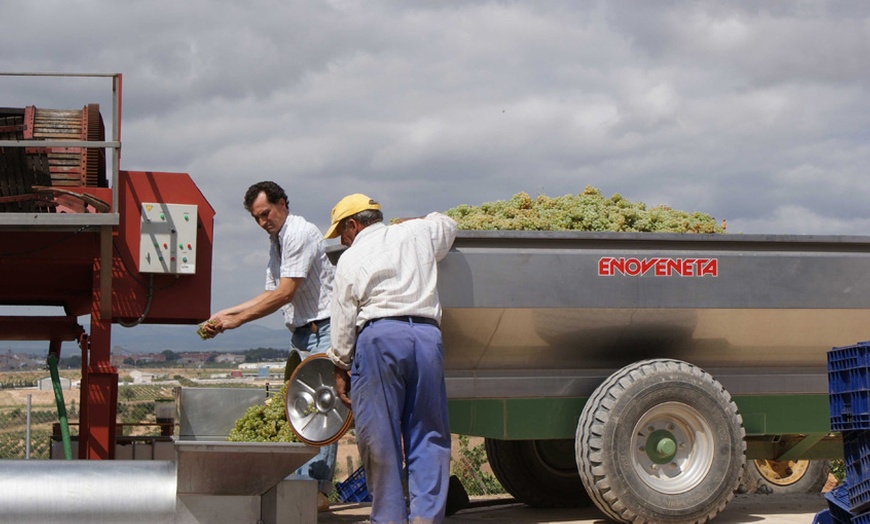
<box><xmin>436</xmin><ymin>230</ymin><xmax>863</xmax><ymax>523</ymax></box>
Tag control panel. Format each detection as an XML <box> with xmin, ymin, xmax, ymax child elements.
<box><xmin>139</xmin><ymin>203</ymin><xmax>198</xmax><ymax>274</ymax></box>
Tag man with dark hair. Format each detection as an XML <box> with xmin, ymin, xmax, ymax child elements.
<box><xmin>202</xmin><ymin>180</ymin><xmax>337</xmax><ymax>511</ymax></box>
<box><xmin>325</xmin><ymin>193</ymin><xmax>458</xmax><ymax>523</ymax></box>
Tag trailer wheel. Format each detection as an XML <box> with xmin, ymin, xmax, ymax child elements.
<box><xmin>739</xmin><ymin>459</ymin><xmax>830</xmax><ymax>495</ymax></box>
<box><xmin>484</xmin><ymin>438</ymin><xmax>591</xmax><ymax>508</ymax></box>
<box><xmin>576</xmin><ymin>359</ymin><xmax>745</xmax><ymax>523</ymax></box>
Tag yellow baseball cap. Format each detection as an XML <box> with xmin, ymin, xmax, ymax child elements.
<box><xmin>324</xmin><ymin>194</ymin><xmax>381</xmax><ymax>239</ymax></box>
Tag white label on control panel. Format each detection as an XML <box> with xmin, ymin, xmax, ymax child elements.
<box><xmin>139</xmin><ymin>203</ymin><xmax>198</xmax><ymax>274</ymax></box>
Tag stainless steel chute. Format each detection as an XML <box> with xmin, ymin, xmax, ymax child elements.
<box><xmin>285</xmin><ymin>353</ymin><xmax>353</xmax><ymax>446</ymax></box>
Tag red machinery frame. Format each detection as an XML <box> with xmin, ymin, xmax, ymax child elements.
<box><xmin>0</xmin><ymin>172</ymin><xmax>214</xmax><ymax>458</ymax></box>
<box><xmin>0</xmin><ymin>74</ymin><xmax>215</xmax><ymax>459</ymax></box>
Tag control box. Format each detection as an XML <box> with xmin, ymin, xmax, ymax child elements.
<box><xmin>139</xmin><ymin>203</ymin><xmax>198</xmax><ymax>274</ymax></box>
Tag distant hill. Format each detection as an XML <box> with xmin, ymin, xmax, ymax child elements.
<box><xmin>113</xmin><ymin>323</ymin><xmax>291</xmax><ymax>353</ymax></box>
<box><xmin>3</xmin><ymin>323</ymin><xmax>290</xmax><ymax>355</ymax></box>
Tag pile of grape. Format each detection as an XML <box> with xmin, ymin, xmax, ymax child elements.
<box><xmin>444</xmin><ymin>186</ymin><xmax>725</xmax><ymax>233</ymax></box>
<box><xmin>226</xmin><ymin>383</ymin><xmax>298</xmax><ymax>443</ymax></box>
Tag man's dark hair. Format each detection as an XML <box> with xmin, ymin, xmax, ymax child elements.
<box><xmin>350</xmin><ymin>209</ymin><xmax>383</xmax><ymax>227</ymax></box>
<box><xmin>244</xmin><ymin>181</ymin><xmax>288</xmax><ymax>211</ymax></box>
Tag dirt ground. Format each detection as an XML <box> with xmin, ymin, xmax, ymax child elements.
<box><xmin>320</xmin><ymin>493</ymin><xmax>832</xmax><ymax>524</ymax></box>
<box><xmin>0</xmin><ymin>388</ymin><xmax>75</xmax><ymax>407</ymax></box>
<box><xmin>333</xmin><ymin>433</ymin><xmax>485</xmax><ymax>485</ymax></box>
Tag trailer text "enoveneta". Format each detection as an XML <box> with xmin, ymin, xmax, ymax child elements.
<box><xmin>598</xmin><ymin>257</ymin><xmax>719</xmax><ymax>277</ymax></box>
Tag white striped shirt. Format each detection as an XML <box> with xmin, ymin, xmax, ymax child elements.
<box><xmin>266</xmin><ymin>214</ymin><xmax>334</xmax><ymax>330</ymax></box>
<box><xmin>327</xmin><ymin>212</ymin><xmax>458</xmax><ymax>369</ymax></box>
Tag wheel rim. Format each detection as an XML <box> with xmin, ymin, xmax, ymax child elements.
<box><xmin>631</xmin><ymin>401</ymin><xmax>714</xmax><ymax>494</ymax></box>
<box><xmin>754</xmin><ymin>459</ymin><xmax>810</xmax><ymax>486</ymax></box>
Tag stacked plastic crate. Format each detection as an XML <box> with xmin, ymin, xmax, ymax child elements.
<box><xmin>336</xmin><ymin>465</ymin><xmax>372</xmax><ymax>503</ymax></box>
<box><xmin>827</xmin><ymin>342</ymin><xmax>870</xmax><ymax>523</ymax></box>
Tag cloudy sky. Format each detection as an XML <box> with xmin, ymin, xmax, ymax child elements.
<box><xmin>2</xmin><ymin>1</ymin><xmax>869</xmax><ymax>335</ymax></box>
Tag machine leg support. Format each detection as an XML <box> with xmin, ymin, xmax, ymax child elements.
<box><xmin>261</xmin><ymin>475</ymin><xmax>318</xmax><ymax>524</ymax></box>
<box><xmin>80</xmin><ymin>368</ymin><xmax>118</xmax><ymax>459</ymax></box>
<box><xmin>174</xmin><ymin>476</ymin><xmax>317</xmax><ymax>524</ymax></box>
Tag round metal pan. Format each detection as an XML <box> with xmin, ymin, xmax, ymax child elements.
<box><xmin>285</xmin><ymin>353</ymin><xmax>353</xmax><ymax>446</ymax></box>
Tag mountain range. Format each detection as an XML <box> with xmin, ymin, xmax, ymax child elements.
<box><xmin>3</xmin><ymin>323</ymin><xmax>291</xmax><ymax>355</ymax></box>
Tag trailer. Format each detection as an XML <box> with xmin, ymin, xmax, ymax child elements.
<box><xmin>434</xmin><ymin>230</ymin><xmax>862</xmax><ymax>522</ymax></box>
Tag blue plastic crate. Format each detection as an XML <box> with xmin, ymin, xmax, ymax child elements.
<box><xmin>812</xmin><ymin>509</ymin><xmax>831</xmax><ymax>524</ymax></box>
<box><xmin>846</xmin><ymin>433</ymin><xmax>870</xmax><ymax>484</ymax></box>
<box><xmin>843</xmin><ymin>431</ymin><xmax>870</xmax><ymax>513</ymax></box>
<box><xmin>852</xmin><ymin>477</ymin><xmax>870</xmax><ymax>515</ymax></box>
<box><xmin>844</xmin><ymin>432</ymin><xmax>870</xmax><ymax>513</ymax></box>
<box><xmin>855</xmin><ymin>510</ymin><xmax>870</xmax><ymax>524</ymax></box>
<box><xmin>831</xmin><ymin>391</ymin><xmax>870</xmax><ymax>415</ymax></box>
<box><xmin>829</xmin><ymin>343</ymin><xmax>870</xmax><ymax>374</ymax></box>
<box><xmin>832</xmin><ymin>394</ymin><xmax>870</xmax><ymax>432</ymax></box>
<box><xmin>825</xmin><ymin>484</ymin><xmax>854</xmax><ymax>524</ymax></box>
<box><xmin>829</xmin><ymin>367</ymin><xmax>870</xmax><ymax>396</ymax></box>
<box><xmin>336</xmin><ymin>466</ymin><xmax>371</xmax><ymax>503</ymax></box>
<box><xmin>828</xmin><ymin>343</ymin><xmax>870</xmax><ymax>431</ymax></box>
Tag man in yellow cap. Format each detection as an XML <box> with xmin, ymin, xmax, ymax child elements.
<box><xmin>325</xmin><ymin>194</ymin><xmax>457</xmax><ymax>523</ymax></box>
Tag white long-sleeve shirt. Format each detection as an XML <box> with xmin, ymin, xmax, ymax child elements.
<box><xmin>327</xmin><ymin>212</ymin><xmax>458</xmax><ymax>369</ymax></box>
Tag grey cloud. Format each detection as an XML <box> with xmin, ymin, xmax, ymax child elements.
<box><xmin>2</xmin><ymin>0</ymin><xmax>870</xmax><ymax>332</ymax></box>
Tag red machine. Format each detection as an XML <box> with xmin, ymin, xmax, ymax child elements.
<box><xmin>0</xmin><ymin>73</ymin><xmax>214</xmax><ymax>459</ymax></box>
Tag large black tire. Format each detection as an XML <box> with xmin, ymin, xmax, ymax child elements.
<box><xmin>485</xmin><ymin>438</ymin><xmax>591</xmax><ymax>508</ymax></box>
<box><xmin>576</xmin><ymin>359</ymin><xmax>745</xmax><ymax>523</ymax></box>
<box><xmin>739</xmin><ymin>459</ymin><xmax>830</xmax><ymax>495</ymax></box>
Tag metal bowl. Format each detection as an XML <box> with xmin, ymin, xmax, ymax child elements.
<box><xmin>285</xmin><ymin>353</ymin><xmax>353</xmax><ymax>446</ymax></box>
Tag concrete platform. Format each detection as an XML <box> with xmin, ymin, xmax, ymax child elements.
<box><xmin>318</xmin><ymin>493</ymin><xmax>829</xmax><ymax>523</ymax></box>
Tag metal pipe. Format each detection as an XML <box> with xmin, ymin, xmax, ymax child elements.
<box><xmin>0</xmin><ymin>461</ymin><xmax>176</xmax><ymax>524</ymax></box>
<box><xmin>47</xmin><ymin>353</ymin><xmax>72</xmax><ymax>460</ymax></box>
<box><xmin>0</xmin><ymin>72</ymin><xmax>118</xmax><ymax>78</ymax></box>
<box><xmin>25</xmin><ymin>394</ymin><xmax>31</xmax><ymax>459</ymax></box>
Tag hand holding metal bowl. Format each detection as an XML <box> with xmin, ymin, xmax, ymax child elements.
<box><xmin>285</xmin><ymin>353</ymin><xmax>353</xmax><ymax>446</ymax></box>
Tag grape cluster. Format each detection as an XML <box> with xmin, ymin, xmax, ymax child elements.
<box><xmin>226</xmin><ymin>383</ymin><xmax>298</xmax><ymax>443</ymax></box>
<box><xmin>195</xmin><ymin>320</ymin><xmax>215</xmax><ymax>340</ymax></box>
<box><xmin>444</xmin><ymin>186</ymin><xmax>725</xmax><ymax>233</ymax></box>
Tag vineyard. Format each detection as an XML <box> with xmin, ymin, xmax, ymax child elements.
<box><xmin>0</xmin><ymin>369</ymin><xmax>263</xmax><ymax>460</ymax></box>
<box><xmin>0</xmin><ymin>376</ymin><xmax>77</xmax><ymax>459</ymax></box>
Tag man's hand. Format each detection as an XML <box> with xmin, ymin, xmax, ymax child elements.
<box><xmin>199</xmin><ymin>317</ymin><xmax>225</xmax><ymax>339</ymax></box>
<box><xmin>198</xmin><ymin>313</ymin><xmax>241</xmax><ymax>339</ymax></box>
<box><xmin>197</xmin><ymin>319</ymin><xmax>219</xmax><ymax>339</ymax></box>
<box><xmin>334</xmin><ymin>366</ymin><xmax>352</xmax><ymax>409</ymax></box>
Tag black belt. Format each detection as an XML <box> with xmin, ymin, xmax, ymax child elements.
<box><xmin>297</xmin><ymin>318</ymin><xmax>329</xmax><ymax>334</ymax></box>
<box><xmin>363</xmin><ymin>316</ymin><xmax>439</xmax><ymax>330</ymax></box>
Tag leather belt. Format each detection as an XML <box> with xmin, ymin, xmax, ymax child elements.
<box><xmin>298</xmin><ymin>318</ymin><xmax>329</xmax><ymax>334</ymax></box>
<box><xmin>363</xmin><ymin>316</ymin><xmax>439</xmax><ymax>330</ymax></box>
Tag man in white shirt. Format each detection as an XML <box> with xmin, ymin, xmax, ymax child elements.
<box><xmin>202</xmin><ymin>181</ymin><xmax>336</xmax><ymax>510</ymax></box>
<box><xmin>325</xmin><ymin>193</ymin><xmax>458</xmax><ymax>523</ymax></box>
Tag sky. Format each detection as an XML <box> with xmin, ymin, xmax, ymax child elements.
<box><xmin>2</xmin><ymin>1</ymin><xmax>870</xmax><ymax>334</ymax></box>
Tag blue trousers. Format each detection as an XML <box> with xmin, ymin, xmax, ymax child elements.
<box><xmin>291</xmin><ymin>320</ymin><xmax>338</xmax><ymax>495</ymax></box>
<box><xmin>352</xmin><ymin>319</ymin><xmax>451</xmax><ymax>524</ymax></box>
